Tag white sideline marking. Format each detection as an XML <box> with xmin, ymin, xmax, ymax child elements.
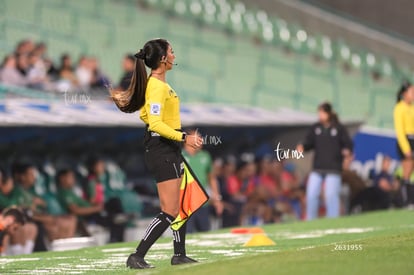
<box><xmin>275</xmin><ymin>227</ymin><xmax>375</xmax><ymax>239</ymax></box>
<box><xmin>101</xmin><ymin>247</ymin><xmax>130</xmax><ymax>253</ymax></box>
<box><xmin>0</xmin><ymin>257</ymin><xmax>40</xmax><ymax>263</ymax></box>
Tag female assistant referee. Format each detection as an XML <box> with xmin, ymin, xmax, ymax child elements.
<box><xmin>111</xmin><ymin>38</ymin><xmax>203</xmax><ymax>269</ymax></box>
<box><xmin>394</xmin><ymin>81</ymin><xmax>414</xmax><ymax>206</ymax></box>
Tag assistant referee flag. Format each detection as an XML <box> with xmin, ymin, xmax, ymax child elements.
<box><xmin>171</xmin><ymin>156</ymin><xmax>209</xmax><ymax>231</ymax></box>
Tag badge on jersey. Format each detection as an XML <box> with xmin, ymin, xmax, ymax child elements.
<box><xmin>150</xmin><ymin>103</ymin><xmax>161</xmax><ymax>115</ymax></box>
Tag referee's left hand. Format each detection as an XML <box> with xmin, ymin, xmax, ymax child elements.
<box><xmin>185</xmin><ymin>134</ymin><xmax>203</xmax><ymax>149</ymax></box>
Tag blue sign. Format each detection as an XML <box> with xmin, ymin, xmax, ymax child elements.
<box><xmin>351</xmin><ymin>129</ymin><xmax>400</xmax><ymax>179</ymax></box>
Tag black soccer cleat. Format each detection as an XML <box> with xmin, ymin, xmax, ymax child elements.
<box><xmin>126</xmin><ymin>253</ymin><xmax>154</xmax><ymax>269</ymax></box>
<box><xmin>171</xmin><ymin>255</ymin><xmax>198</xmax><ymax>265</ymax></box>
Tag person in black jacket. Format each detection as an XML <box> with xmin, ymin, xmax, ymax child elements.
<box><xmin>117</xmin><ymin>54</ymin><xmax>135</xmax><ymax>90</ymax></box>
<box><xmin>297</xmin><ymin>102</ymin><xmax>353</xmax><ymax>220</ymax></box>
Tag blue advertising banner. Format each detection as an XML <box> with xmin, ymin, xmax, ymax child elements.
<box><xmin>351</xmin><ymin>128</ymin><xmax>400</xmax><ymax>179</ymax></box>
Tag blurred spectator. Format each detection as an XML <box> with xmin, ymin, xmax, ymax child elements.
<box><xmin>351</xmin><ymin>156</ymin><xmax>403</xmax><ymax>212</ymax></box>
<box><xmin>341</xmin><ymin>153</ymin><xmax>366</xmax><ymax>201</ymax></box>
<box><xmin>34</xmin><ymin>42</ymin><xmax>58</xmax><ymax>79</ymax></box>
<box><xmin>277</xmin><ymin>162</ymin><xmax>305</xmax><ymax>220</ymax></box>
<box><xmin>58</xmin><ymin>53</ymin><xmax>79</xmax><ymax>89</ymax></box>
<box><xmin>0</xmin><ymin>169</ymin><xmax>32</xmax><ymax>211</ymax></box>
<box><xmin>14</xmin><ymin>40</ymin><xmax>35</xmax><ymax>56</ymax></box>
<box><xmin>373</xmin><ymin>156</ymin><xmax>402</xmax><ymax>206</ymax></box>
<box><xmin>215</xmin><ymin>155</ymin><xmax>236</xmax><ymax>226</ymax></box>
<box><xmin>85</xmin><ymin>156</ymin><xmax>126</xmax><ymax>242</ymax></box>
<box><xmin>0</xmin><ymin>171</ymin><xmax>37</xmax><ymax>256</ymax></box>
<box><xmin>27</xmin><ymin>51</ymin><xmax>49</xmax><ymax>90</ymax></box>
<box><xmin>182</xmin><ymin>129</ymin><xmax>223</xmax><ymax>233</ymax></box>
<box><xmin>11</xmin><ymin>162</ymin><xmax>77</xmax><ymax>242</ymax></box>
<box><xmin>84</xmin><ymin>157</ymin><xmax>105</xmax><ymax>206</ymax></box>
<box><xmin>0</xmin><ymin>39</ymin><xmax>113</xmax><ymax>93</ymax></box>
<box><xmin>216</xmin><ymin>155</ymin><xmax>236</xmax><ymax>201</ymax></box>
<box><xmin>118</xmin><ymin>54</ymin><xmax>135</xmax><ymax>90</ymax></box>
<box><xmin>15</xmin><ymin>54</ymin><xmax>30</xmax><ymax>78</ymax></box>
<box><xmin>256</xmin><ymin>155</ymin><xmax>280</xmax><ymax>201</ymax></box>
<box><xmin>241</xmin><ymin>156</ymin><xmax>281</xmax><ymax>225</ymax></box>
<box><xmin>0</xmin><ymin>55</ymin><xmax>28</xmax><ymax>86</ymax></box>
<box><xmin>56</xmin><ymin>169</ymin><xmax>103</xmax><ymax>235</ymax></box>
<box><xmin>222</xmin><ymin>153</ymin><xmax>256</xmax><ymax>227</ymax></box>
<box><xmin>90</xmin><ymin>57</ymin><xmax>110</xmax><ymax>89</ymax></box>
<box><xmin>0</xmin><ymin>209</ymin><xmax>38</xmax><ymax>256</ymax></box>
<box><xmin>75</xmin><ymin>56</ymin><xmax>93</xmax><ymax>89</ymax></box>
<box><xmin>297</xmin><ymin>102</ymin><xmax>353</xmax><ymax>220</ymax></box>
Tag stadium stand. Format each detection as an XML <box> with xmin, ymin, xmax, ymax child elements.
<box><xmin>0</xmin><ymin>0</ymin><xmax>410</xmax><ymax>128</ymax></box>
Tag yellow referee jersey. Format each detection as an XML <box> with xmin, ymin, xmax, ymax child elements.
<box><xmin>394</xmin><ymin>100</ymin><xmax>414</xmax><ymax>154</ymax></box>
<box><xmin>140</xmin><ymin>76</ymin><xmax>183</xmax><ymax>141</ymax></box>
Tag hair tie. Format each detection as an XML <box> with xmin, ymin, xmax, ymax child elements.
<box><xmin>134</xmin><ymin>49</ymin><xmax>146</xmax><ymax>60</ymax></box>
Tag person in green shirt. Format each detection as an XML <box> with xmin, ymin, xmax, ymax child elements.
<box><xmin>11</xmin><ymin>163</ymin><xmax>46</xmax><ymax>210</ymax></box>
<box><xmin>56</xmin><ymin>169</ymin><xmax>103</xmax><ymax>217</ymax></box>
<box><xmin>12</xmin><ymin>163</ymin><xmax>77</xmax><ymax>242</ymax></box>
<box><xmin>0</xmin><ymin>177</ymin><xmax>33</xmax><ymax>211</ymax></box>
<box><xmin>182</xmin><ymin>129</ymin><xmax>223</xmax><ymax>233</ymax></box>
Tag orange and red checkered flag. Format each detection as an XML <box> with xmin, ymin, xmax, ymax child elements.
<box><xmin>171</xmin><ymin>156</ymin><xmax>209</xmax><ymax>231</ymax></box>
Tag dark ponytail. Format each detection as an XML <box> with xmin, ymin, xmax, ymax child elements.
<box><xmin>318</xmin><ymin>102</ymin><xmax>339</xmax><ymax>125</ymax></box>
<box><xmin>110</xmin><ymin>39</ymin><xmax>170</xmax><ymax>113</ymax></box>
<box><xmin>396</xmin><ymin>80</ymin><xmax>412</xmax><ymax>103</ymax></box>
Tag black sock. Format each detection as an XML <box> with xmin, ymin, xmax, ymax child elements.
<box><xmin>173</xmin><ymin>222</ymin><xmax>187</xmax><ymax>257</ymax></box>
<box><xmin>135</xmin><ymin>212</ymin><xmax>174</xmax><ymax>258</ymax></box>
<box><xmin>401</xmin><ymin>179</ymin><xmax>411</xmax><ymax>205</ymax></box>
<box><xmin>406</xmin><ymin>184</ymin><xmax>414</xmax><ymax>204</ymax></box>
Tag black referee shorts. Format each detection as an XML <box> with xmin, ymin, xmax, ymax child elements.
<box><xmin>143</xmin><ymin>130</ymin><xmax>184</xmax><ymax>183</ymax></box>
<box><xmin>397</xmin><ymin>135</ymin><xmax>414</xmax><ymax>160</ymax></box>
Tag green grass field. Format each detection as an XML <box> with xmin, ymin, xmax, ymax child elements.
<box><xmin>1</xmin><ymin>210</ymin><xmax>413</xmax><ymax>275</ymax></box>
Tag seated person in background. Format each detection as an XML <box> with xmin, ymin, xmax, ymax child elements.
<box><xmin>85</xmin><ymin>156</ymin><xmax>126</xmax><ymax>242</ymax></box>
<box><xmin>351</xmin><ymin>156</ymin><xmax>402</xmax><ymax>212</ymax></box>
<box><xmin>75</xmin><ymin>56</ymin><xmax>93</xmax><ymax>90</ymax></box>
<box><xmin>58</xmin><ymin>53</ymin><xmax>79</xmax><ymax>88</ymax></box>
<box><xmin>56</xmin><ymin>169</ymin><xmax>103</xmax><ymax>223</ymax></box>
<box><xmin>374</xmin><ymin>156</ymin><xmax>401</xmax><ymax>200</ymax></box>
<box><xmin>89</xmin><ymin>57</ymin><xmax>110</xmax><ymax>90</ymax></box>
<box><xmin>256</xmin><ymin>155</ymin><xmax>280</xmax><ymax>203</ymax></box>
<box><xmin>223</xmin><ymin>153</ymin><xmax>257</xmax><ymax>227</ymax></box>
<box><xmin>0</xmin><ymin>207</ymin><xmax>26</xmax><ymax>256</ymax></box>
<box><xmin>27</xmin><ymin>50</ymin><xmax>49</xmax><ymax>90</ymax></box>
<box><xmin>0</xmin><ymin>168</ymin><xmax>33</xmax><ymax>210</ymax></box>
<box><xmin>84</xmin><ymin>157</ymin><xmax>105</xmax><ymax>206</ymax></box>
<box><xmin>215</xmin><ymin>155</ymin><xmax>236</xmax><ymax>228</ymax></box>
<box><xmin>0</xmin><ymin>55</ymin><xmax>28</xmax><ymax>86</ymax></box>
<box><xmin>0</xmin><ymin>170</ymin><xmax>37</xmax><ymax>256</ymax></box>
<box><xmin>11</xmin><ymin>162</ymin><xmax>76</xmax><ymax>242</ymax></box>
<box><xmin>242</xmin><ymin>155</ymin><xmax>280</xmax><ymax>225</ymax></box>
<box><xmin>277</xmin><ymin>162</ymin><xmax>305</xmax><ymax>221</ymax></box>
<box><xmin>118</xmin><ymin>54</ymin><xmax>135</xmax><ymax>90</ymax></box>
<box><xmin>341</xmin><ymin>153</ymin><xmax>367</xmax><ymax>202</ymax></box>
